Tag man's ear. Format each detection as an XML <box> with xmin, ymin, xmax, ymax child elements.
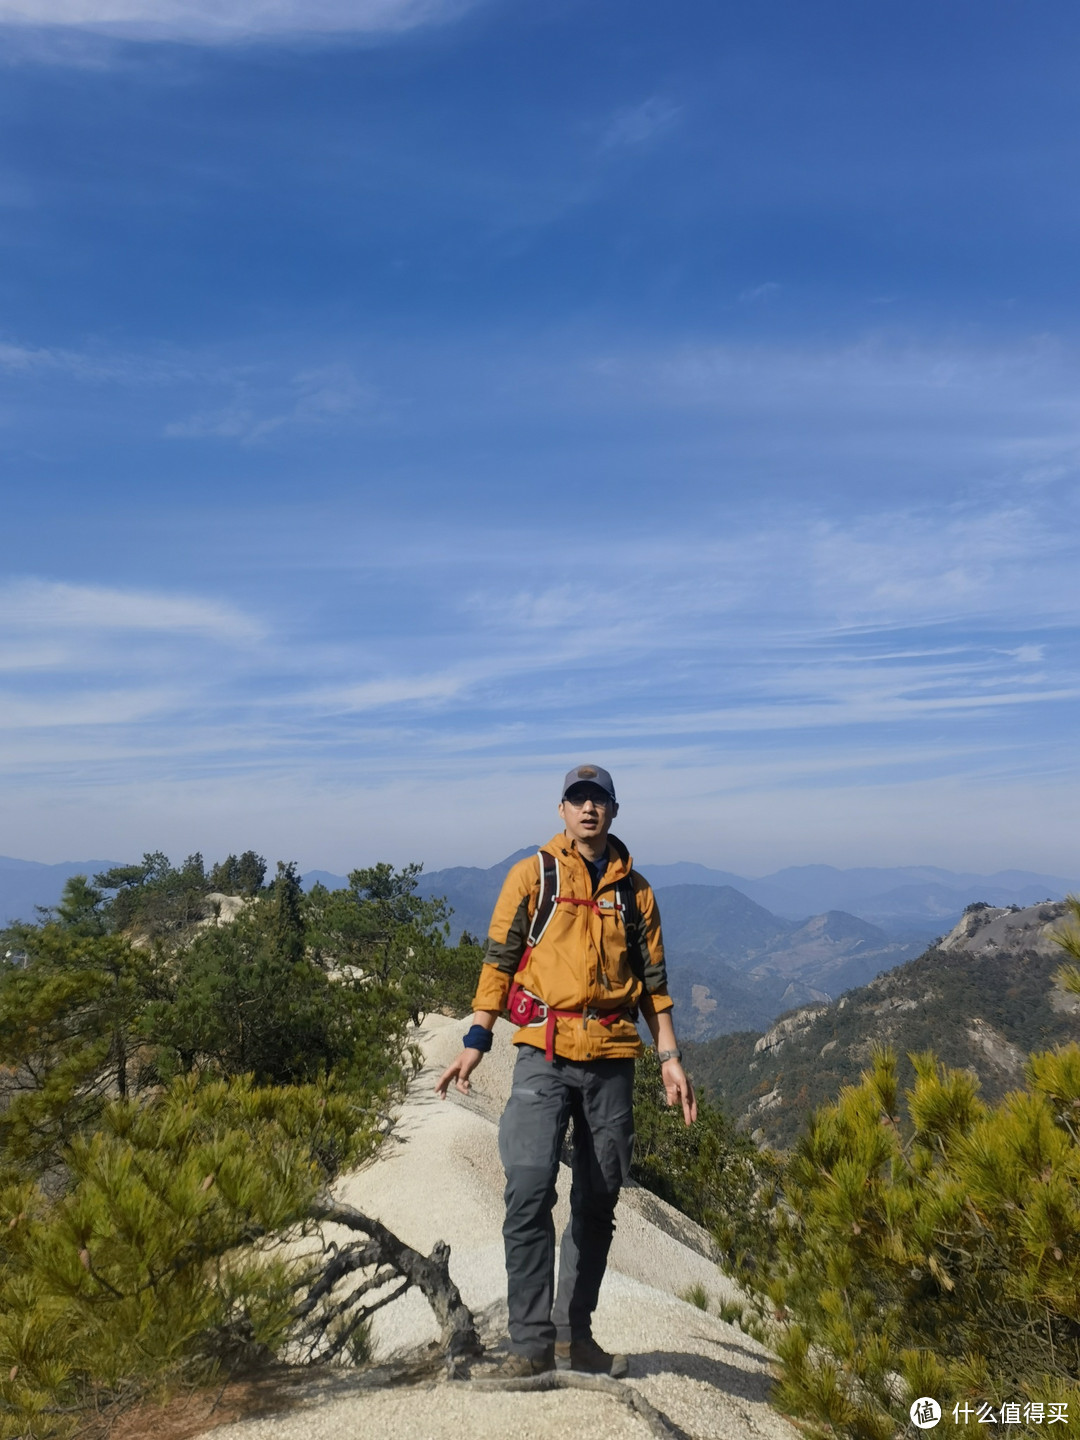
<box><xmin>611</xmin><ymin>801</ymin><xmax>619</xmax><ymax>818</ymax></box>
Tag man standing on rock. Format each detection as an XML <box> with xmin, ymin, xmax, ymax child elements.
<box><xmin>436</xmin><ymin>763</ymin><xmax>696</xmax><ymax>1378</ymax></box>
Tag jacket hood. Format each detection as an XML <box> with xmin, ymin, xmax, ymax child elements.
<box><xmin>542</xmin><ymin>831</ymin><xmax>634</xmax><ymax>880</ymax></box>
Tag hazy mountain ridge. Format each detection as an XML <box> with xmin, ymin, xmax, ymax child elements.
<box><xmin>5</xmin><ymin>850</ymin><xmax>1068</xmax><ymax>932</ymax></box>
<box><xmin>409</xmin><ymin>854</ymin><xmax>1073</xmax><ymax>936</ymax></box>
<box><xmin>658</xmin><ymin>887</ymin><xmax>925</xmax><ymax>1038</ymax></box>
<box><xmin>0</xmin><ymin>855</ymin><xmax>121</xmax><ymax>932</ymax></box>
<box><xmin>685</xmin><ymin>900</ymin><xmax>1079</xmax><ymax>1149</ymax></box>
<box><xmin>6</xmin><ymin>853</ymin><xmax>1071</xmax><ymax>1044</ymax></box>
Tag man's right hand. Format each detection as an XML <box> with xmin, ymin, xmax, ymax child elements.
<box><xmin>435</xmin><ymin>1048</ymin><xmax>484</xmax><ymax>1099</ymax></box>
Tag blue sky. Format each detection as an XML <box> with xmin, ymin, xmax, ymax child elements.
<box><xmin>1</xmin><ymin>0</ymin><xmax>1078</xmax><ymax>876</ymax></box>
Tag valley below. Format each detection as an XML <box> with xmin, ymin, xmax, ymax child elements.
<box><xmin>686</xmin><ymin>899</ymin><xmax>1080</xmax><ymax>1149</ymax></box>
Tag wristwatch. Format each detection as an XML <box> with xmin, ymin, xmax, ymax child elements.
<box><xmin>656</xmin><ymin>1047</ymin><xmax>682</xmax><ymax>1063</ymax></box>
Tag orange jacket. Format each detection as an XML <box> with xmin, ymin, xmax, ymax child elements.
<box><xmin>471</xmin><ymin>832</ymin><xmax>674</xmax><ymax>1061</ymax></box>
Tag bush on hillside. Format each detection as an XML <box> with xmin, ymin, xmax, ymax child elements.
<box><xmin>768</xmin><ymin>1036</ymin><xmax>1080</xmax><ymax>1439</ymax></box>
<box><xmin>0</xmin><ymin>856</ymin><xmax>481</xmax><ymax>1435</ymax></box>
<box><xmin>631</xmin><ymin>1048</ymin><xmax>780</xmax><ymax>1282</ymax></box>
<box><xmin>0</xmin><ymin>1077</ymin><xmax>380</xmax><ymax>1439</ymax></box>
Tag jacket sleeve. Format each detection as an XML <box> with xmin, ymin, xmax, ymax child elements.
<box><xmin>632</xmin><ymin>875</ymin><xmax>673</xmax><ymax>1015</ymax></box>
<box><xmin>470</xmin><ymin>857</ymin><xmax>536</xmax><ymax>1013</ymax></box>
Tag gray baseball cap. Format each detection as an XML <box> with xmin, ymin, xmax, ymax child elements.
<box><xmin>561</xmin><ymin>763</ymin><xmax>617</xmax><ymax>802</ymax></box>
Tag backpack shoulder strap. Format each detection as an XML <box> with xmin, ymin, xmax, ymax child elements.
<box><xmin>525</xmin><ymin>850</ymin><xmax>560</xmax><ymax>949</ymax></box>
<box><xmin>619</xmin><ymin>871</ymin><xmax>645</xmax><ymax>983</ymax></box>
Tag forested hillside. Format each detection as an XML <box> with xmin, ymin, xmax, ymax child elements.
<box><xmin>687</xmin><ymin>900</ymin><xmax>1076</xmax><ymax>1148</ymax></box>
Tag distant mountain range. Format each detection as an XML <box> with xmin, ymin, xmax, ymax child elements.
<box><xmin>304</xmin><ymin>854</ymin><xmax>1076</xmax><ymax>937</ymax></box>
<box><xmin>3</xmin><ymin>851</ymin><xmax>1074</xmax><ymax>1039</ymax></box>
<box><xmin>641</xmin><ymin>861</ymin><xmax>1073</xmax><ymax>928</ymax></box>
<box><xmin>659</xmin><ymin>887</ymin><xmax>925</xmax><ymax>1038</ymax></box>
<box><xmin>686</xmin><ymin>900</ymin><xmax>1079</xmax><ymax>1150</ymax></box>
<box><xmin>305</xmin><ymin>852</ymin><xmax>1075</xmax><ymax>1038</ymax></box>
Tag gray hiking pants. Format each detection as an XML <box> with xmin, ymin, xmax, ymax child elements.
<box><xmin>498</xmin><ymin>1045</ymin><xmax>635</xmax><ymax>1357</ymax></box>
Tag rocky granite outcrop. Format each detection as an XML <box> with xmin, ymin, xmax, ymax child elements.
<box><xmin>939</xmin><ymin>900</ymin><xmax>1068</xmax><ymax>957</ymax></box>
<box><xmin>208</xmin><ymin>1017</ymin><xmax>799</xmax><ymax>1440</ymax></box>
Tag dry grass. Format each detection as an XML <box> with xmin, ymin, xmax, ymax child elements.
<box><xmin>74</xmin><ymin>1370</ymin><xmax>304</xmax><ymax>1440</ymax></box>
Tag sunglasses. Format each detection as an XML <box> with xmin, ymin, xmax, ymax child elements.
<box><xmin>563</xmin><ymin>789</ymin><xmax>613</xmax><ymax>808</ymax></box>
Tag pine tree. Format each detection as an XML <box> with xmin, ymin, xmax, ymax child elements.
<box><xmin>0</xmin><ymin>918</ymin><xmax>163</xmax><ymax>1175</ymax></box>
<box><xmin>208</xmin><ymin>851</ymin><xmax>267</xmax><ymax>897</ymax></box>
<box><xmin>0</xmin><ymin>858</ymin><xmax>479</xmax><ymax>1436</ymax></box>
<box><xmin>148</xmin><ymin>863</ymin><xmax>411</xmax><ymax>1092</ymax></box>
<box><xmin>305</xmin><ymin>862</ymin><xmax>471</xmax><ymax>1024</ymax></box>
<box><xmin>768</xmin><ymin>1038</ymin><xmax>1080</xmax><ymax>1438</ymax></box>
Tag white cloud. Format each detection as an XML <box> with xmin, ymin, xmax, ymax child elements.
<box><xmin>599</xmin><ymin>97</ymin><xmax>682</xmax><ymax>151</ymax></box>
<box><xmin>164</xmin><ymin>363</ymin><xmax>383</xmax><ymax>442</ymax></box>
<box><xmin>2</xmin><ymin>580</ymin><xmax>261</xmax><ymax>642</ymax></box>
<box><xmin>583</xmin><ymin>335</ymin><xmax>1080</xmax><ymax>439</ymax></box>
<box><xmin>0</xmin><ymin>686</ymin><xmax>184</xmax><ymax>728</ymax></box>
<box><xmin>738</xmin><ymin>282</ymin><xmax>780</xmax><ymax>304</ymax></box>
<box><xmin>314</xmin><ymin>673</ymin><xmax>466</xmax><ymax>710</ymax></box>
<box><xmin>0</xmin><ymin>0</ymin><xmax>474</xmax><ymax>39</ymax></box>
<box><xmin>0</xmin><ymin>337</ymin><xmax>191</xmax><ymax>384</ymax></box>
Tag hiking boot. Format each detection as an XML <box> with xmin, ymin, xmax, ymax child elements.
<box><xmin>555</xmin><ymin>1337</ymin><xmax>629</xmax><ymax>1378</ymax></box>
<box><xmin>491</xmin><ymin>1346</ymin><xmax>556</xmax><ymax>1377</ymax></box>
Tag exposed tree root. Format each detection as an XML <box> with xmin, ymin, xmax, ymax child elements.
<box><xmin>461</xmin><ymin>1372</ymin><xmax>679</xmax><ymax>1439</ymax></box>
<box><xmin>305</xmin><ymin>1199</ymin><xmax>483</xmax><ymax>1372</ymax></box>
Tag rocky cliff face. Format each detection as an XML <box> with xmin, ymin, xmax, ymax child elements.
<box><xmin>686</xmin><ymin>900</ymin><xmax>1078</xmax><ymax>1150</ymax></box>
<box><xmin>938</xmin><ymin>900</ymin><xmax>1069</xmax><ymax>958</ymax></box>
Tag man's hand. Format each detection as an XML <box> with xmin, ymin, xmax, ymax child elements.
<box><xmin>661</xmin><ymin>1058</ymin><xmax>697</xmax><ymax>1126</ymax></box>
<box><xmin>435</xmin><ymin>1048</ymin><xmax>485</xmax><ymax>1099</ymax></box>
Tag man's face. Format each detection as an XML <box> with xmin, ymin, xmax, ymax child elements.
<box><xmin>558</xmin><ymin>783</ymin><xmax>618</xmax><ymax>846</ymax></box>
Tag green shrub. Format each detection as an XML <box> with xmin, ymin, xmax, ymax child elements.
<box><xmin>631</xmin><ymin>1047</ymin><xmax>780</xmax><ymax>1284</ymax></box>
<box><xmin>0</xmin><ymin>854</ymin><xmax>473</xmax><ymax>1433</ymax></box>
<box><xmin>0</xmin><ymin>1076</ymin><xmax>379</xmax><ymax>1438</ymax></box>
<box><xmin>768</xmin><ymin>1041</ymin><xmax>1080</xmax><ymax>1437</ymax></box>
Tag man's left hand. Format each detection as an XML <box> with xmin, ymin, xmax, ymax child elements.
<box><xmin>661</xmin><ymin>1059</ymin><xmax>697</xmax><ymax>1125</ymax></box>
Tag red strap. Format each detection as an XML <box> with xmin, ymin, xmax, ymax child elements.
<box><xmin>541</xmin><ymin>1005</ymin><xmax>624</xmax><ymax>1061</ymax></box>
<box><xmin>554</xmin><ymin>895</ymin><xmax>602</xmax><ymax>915</ymax></box>
<box><xmin>516</xmin><ymin>878</ymin><xmax>626</xmax><ymax>1059</ymax></box>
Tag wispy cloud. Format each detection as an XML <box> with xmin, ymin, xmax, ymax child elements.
<box><xmin>0</xmin><ymin>686</ymin><xmax>184</xmax><ymax>729</ymax></box>
<box><xmin>738</xmin><ymin>282</ymin><xmax>780</xmax><ymax>304</ymax></box>
<box><xmin>2</xmin><ymin>333</ymin><xmax>1078</xmax><ymax>870</ymax></box>
<box><xmin>599</xmin><ymin>97</ymin><xmax>682</xmax><ymax>152</ymax></box>
<box><xmin>312</xmin><ymin>673</ymin><xmax>467</xmax><ymax>711</ymax></box>
<box><xmin>2</xmin><ymin>579</ymin><xmax>261</xmax><ymax>642</ymax></box>
<box><xmin>0</xmin><ymin>0</ymin><xmax>476</xmax><ymax>41</ymax></box>
<box><xmin>584</xmin><ymin>334</ymin><xmax>1080</xmax><ymax>427</ymax></box>
<box><xmin>164</xmin><ymin>363</ymin><xmax>384</xmax><ymax>442</ymax></box>
<box><xmin>0</xmin><ymin>339</ymin><xmax>183</xmax><ymax>383</ymax></box>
